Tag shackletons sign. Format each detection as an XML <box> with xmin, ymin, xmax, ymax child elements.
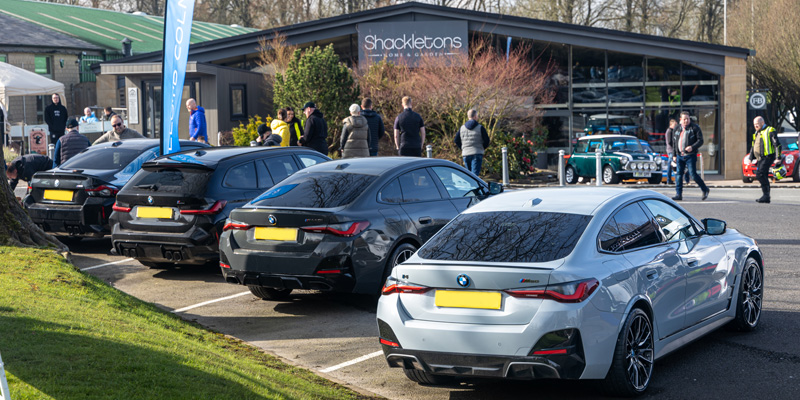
<box><xmin>358</xmin><ymin>21</ymin><xmax>468</xmax><ymax>67</ymax></box>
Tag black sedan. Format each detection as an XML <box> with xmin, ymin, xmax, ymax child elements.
<box><xmin>110</xmin><ymin>146</ymin><xmax>330</xmax><ymax>268</ymax></box>
<box><xmin>219</xmin><ymin>157</ymin><xmax>503</xmax><ymax>299</ymax></box>
<box><xmin>24</xmin><ymin>139</ymin><xmax>208</xmax><ymax>239</ymax></box>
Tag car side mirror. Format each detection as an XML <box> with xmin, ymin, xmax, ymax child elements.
<box><xmin>488</xmin><ymin>181</ymin><xmax>504</xmax><ymax>195</ymax></box>
<box><xmin>702</xmin><ymin>218</ymin><xmax>726</xmax><ymax>235</ymax></box>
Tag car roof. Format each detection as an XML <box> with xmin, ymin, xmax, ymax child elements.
<box><xmin>588</xmin><ymin>114</ymin><xmax>632</xmax><ymax>119</ymax></box>
<box><xmin>778</xmin><ymin>132</ymin><xmax>798</xmax><ymax>138</ymax></box>
<box><xmin>88</xmin><ymin>138</ymin><xmax>203</xmax><ymax>151</ymax></box>
<box><xmin>146</xmin><ymin>146</ymin><xmax>322</xmax><ymax>168</ymax></box>
<box><xmin>463</xmin><ymin>187</ymin><xmax>649</xmax><ymax>216</ymax></box>
<box><xmin>298</xmin><ymin>157</ymin><xmax>457</xmax><ymax>175</ymax></box>
<box><xmin>578</xmin><ymin>134</ymin><xmax>638</xmax><ymax>140</ymax></box>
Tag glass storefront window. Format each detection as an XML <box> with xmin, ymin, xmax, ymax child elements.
<box><xmin>645</xmin><ymin>58</ymin><xmax>682</xmax><ymax>108</ymax></box>
<box><xmin>572</xmin><ymin>47</ymin><xmax>606</xmax><ymax>108</ymax></box>
<box><xmin>683</xmin><ymin>107</ymin><xmax>719</xmax><ymax>173</ymax></box>
<box><xmin>608</xmin><ymin>51</ymin><xmax>644</xmax><ymax>107</ymax></box>
<box><xmin>682</xmin><ymin>63</ymin><xmax>718</xmax><ymax>106</ymax></box>
<box><xmin>535</xmin><ymin>42</ymin><xmax>569</xmax><ymax>107</ymax></box>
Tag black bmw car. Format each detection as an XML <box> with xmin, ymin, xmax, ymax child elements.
<box><xmin>219</xmin><ymin>157</ymin><xmax>503</xmax><ymax>299</ymax></box>
<box><xmin>110</xmin><ymin>146</ymin><xmax>330</xmax><ymax>268</ymax></box>
<box><xmin>24</xmin><ymin>139</ymin><xmax>208</xmax><ymax>239</ymax></box>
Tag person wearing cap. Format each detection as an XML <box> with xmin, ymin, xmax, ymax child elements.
<box><xmin>53</xmin><ymin>118</ymin><xmax>90</xmax><ymax>167</ymax></box>
<box><xmin>93</xmin><ymin>115</ymin><xmax>144</xmax><ymax>145</ymax></box>
<box><xmin>340</xmin><ymin>104</ymin><xmax>370</xmax><ymax>158</ymax></box>
<box><xmin>300</xmin><ymin>101</ymin><xmax>329</xmax><ymax>155</ymax></box>
<box><xmin>255</xmin><ymin>123</ymin><xmax>282</xmax><ymax>147</ymax></box>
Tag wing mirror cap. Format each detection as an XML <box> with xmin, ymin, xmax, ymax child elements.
<box><xmin>488</xmin><ymin>181</ymin><xmax>504</xmax><ymax>195</ymax></box>
<box><xmin>702</xmin><ymin>218</ymin><xmax>727</xmax><ymax>235</ymax></box>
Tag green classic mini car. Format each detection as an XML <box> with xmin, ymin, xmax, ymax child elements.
<box><xmin>565</xmin><ymin>134</ymin><xmax>662</xmax><ymax>184</ymax></box>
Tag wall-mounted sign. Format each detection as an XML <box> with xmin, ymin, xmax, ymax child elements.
<box><xmin>128</xmin><ymin>87</ymin><xmax>139</xmax><ymax>125</ymax></box>
<box><xmin>748</xmin><ymin>92</ymin><xmax>767</xmax><ymax>110</ymax></box>
<box><xmin>29</xmin><ymin>128</ymin><xmax>47</xmax><ymax>155</ymax></box>
<box><xmin>358</xmin><ymin>21</ymin><xmax>468</xmax><ymax>67</ymax></box>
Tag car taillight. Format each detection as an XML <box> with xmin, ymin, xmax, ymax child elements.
<box><xmin>86</xmin><ymin>185</ymin><xmax>119</xmax><ymax>197</ymax></box>
<box><xmin>112</xmin><ymin>202</ymin><xmax>132</xmax><ymax>213</ymax></box>
<box><xmin>300</xmin><ymin>221</ymin><xmax>370</xmax><ymax>237</ymax></box>
<box><xmin>219</xmin><ymin>262</ymin><xmax>231</xmax><ymax>269</ymax></box>
<box><xmin>180</xmin><ymin>200</ymin><xmax>227</xmax><ymax>215</ymax></box>
<box><xmin>222</xmin><ymin>219</ymin><xmax>251</xmax><ymax>231</ymax></box>
<box><xmin>379</xmin><ymin>338</ymin><xmax>401</xmax><ymax>347</ymax></box>
<box><xmin>505</xmin><ymin>278</ymin><xmax>599</xmax><ymax>303</ymax></box>
<box><xmin>381</xmin><ymin>277</ymin><xmax>431</xmax><ymax>295</ymax></box>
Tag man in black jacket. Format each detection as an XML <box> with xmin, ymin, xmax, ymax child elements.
<box><xmin>393</xmin><ymin>96</ymin><xmax>426</xmax><ymax>157</ymax></box>
<box><xmin>361</xmin><ymin>98</ymin><xmax>385</xmax><ymax>156</ymax></box>
<box><xmin>6</xmin><ymin>153</ymin><xmax>53</xmax><ymax>191</ymax></box>
<box><xmin>301</xmin><ymin>102</ymin><xmax>329</xmax><ymax>155</ymax></box>
<box><xmin>53</xmin><ymin>118</ymin><xmax>90</xmax><ymax>166</ymax></box>
<box><xmin>672</xmin><ymin>111</ymin><xmax>710</xmax><ymax>201</ymax></box>
<box><xmin>44</xmin><ymin>93</ymin><xmax>68</xmax><ymax>144</ymax></box>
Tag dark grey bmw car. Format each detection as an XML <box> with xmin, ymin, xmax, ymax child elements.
<box><xmin>219</xmin><ymin>157</ymin><xmax>502</xmax><ymax>299</ymax></box>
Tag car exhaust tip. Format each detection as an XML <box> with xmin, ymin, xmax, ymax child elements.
<box><xmin>164</xmin><ymin>252</ymin><xmax>173</xmax><ymax>261</ymax></box>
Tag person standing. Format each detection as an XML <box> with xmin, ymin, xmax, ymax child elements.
<box><xmin>79</xmin><ymin>107</ymin><xmax>99</xmax><ymax>123</ymax></box>
<box><xmin>393</xmin><ymin>96</ymin><xmax>425</xmax><ymax>157</ymax></box>
<box><xmin>44</xmin><ymin>93</ymin><xmax>68</xmax><ymax>144</ymax></box>
<box><xmin>93</xmin><ymin>115</ymin><xmax>144</xmax><ymax>144</ymax></box>
<box><xmin>102</xmin><ymin>107</ymin><xmax>117</xmax><ymax>121</ymax></box>
<box><xmin>340</xmin><ymin>104</ymin><xmax>370</xmax><ymax>158</ymax></box>
<box><xmin>454</xmin><ymin>109</ymin><xmax>490</xmax><ymax>176</ymax></box>
<box><xmin>186</xmin><ymin>98</ymin><xmax>207</xmax><ymax>144</ymax></box>
<box><xmin>285</xmin><ymin>107</ymin><xmax>303</xmax><ymax>146</ymax></box>
<box><xmin>255</xmin><ymin>124</ymin><xmax>281</xmax><ymax>147</ymax></box>
<box><xmin>360</xmin><ymin>98</ymin><xmax>384</xmax><ymax>156</ymax></box>
<box><xmin>748</xmin><ymin>116</ymin><xmax>781</xmax><ymax>203</ymax></box>
<box><xmin>664</xmin><ymin>118</ymin><xmax>679</xmax><ymax>184</ymax></box>
<box><xmin>672</xmin><ymin>112</ymin><xmax>710</xmax><ymax>201</ymax></box>
<box><xmin>6</xmin><ymin>153</ymin><xmax>53</xmax><ymax>190</ymax></box>
<box><xmin>271</xmin><ymin>109</ymin><xmax>291</xmax><ymax>147</ymax></box>
<box><xmin>53</xmin><ymin>118</ymin><xmax>90</xmax><ymax>166</ymax></box>
<box><xmin>300</xmin><ymin>102</ymin><xmax>329</xmax><ymax>155</ymax></box>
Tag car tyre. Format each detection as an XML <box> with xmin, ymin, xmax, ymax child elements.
<box><xmin>793</xmin><ymin>160</ymin><xmax>800</xmax><ymax>182</ymax></box>
<box><xmin>742</xmin><ymin>176</ymin><xmax>753</xmax><ymax>183</ymax></box>
<box><xmin>380</xmin><ymin>243</ymin><xmax>418</xmax><ymax>293</ymax></box>
<box><xmin>601</xmin><ymin>308</ymin><xmax>654</xmax><ymax>397</ymax></box>
<box><xmin>602</xmin><ymin>165</ymin><xmax>620</xmax><ymax>184</ymax></box>
<box><xmin>565</xmin><ymin>166</ymin><xmax>578</xmax><ymax>184</ymax></box>
<box><xmin>403</xmin><ymin>368</ymin><xmax>453</xmax><ymax>385</ymax></box>
<box><xmin>248</xmin><ymin>285</ymin><xmax>293</xmax><ymax>301</ymax></box>
<box><xmin>647</xmin><ymin>175</ymin><xmax>662</xmax><ymax>185</ymax></box>
<box><xmin>727</xmin><ymin>257</ymin><xmax>763</xmax><ymax>332</ymax></box>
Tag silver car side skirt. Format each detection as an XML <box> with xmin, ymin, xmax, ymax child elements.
<box><xmin>655</xmin><ymin>312</ymin><xmax>733</xmax><ymax>360</ymax></box>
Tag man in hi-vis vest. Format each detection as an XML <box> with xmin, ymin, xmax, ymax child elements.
<box><xmin>748</xmin><ymin>116</ymin><xmax>781</xmax><ymax>203</ymax></box>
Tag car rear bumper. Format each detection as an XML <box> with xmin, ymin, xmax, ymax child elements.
<box><xmin>111</xmin><ymin>227</ymin><xmax>218</xmax><ymax>265</ymax></box>
<box><xmin>26</xmin><ymin>202</ymin><xmax>111</xmax><ymax>236</ymax></box>
<box><xmin>221</xmin><ymin>268</ymin><xmax>356</xmax><ymax>292</ymax></box>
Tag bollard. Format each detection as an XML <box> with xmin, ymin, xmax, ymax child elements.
<box><xmin>426</xmin><ymin>145</ymin><xmax>433</xmax><ymax>158</ymax></box>
<box><xmin>502</xmin><ymin>146</ymin><xmax>509</xmax><ymax>186</ymax></box>
<box><xmin>48</xmin><ymin>143</ymin><xmax>55</xmax><ymax>160</ymax></box>
<box><xmin>558</xmin><ymin>150</ymin><xmax>565</xmax><ymax>186</ymax></box>
<box><xmin>595</xmin><ymin>146</ymin><xmax>603</xmax><ymax>186</ymax></box>
<box><xmin>699</xmin><ymin>153</ymin><xmax>704</xmax><ymax>180</ymax></box>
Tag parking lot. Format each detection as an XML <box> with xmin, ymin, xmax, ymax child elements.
<box><xmin>61</xmin><ymin>186</ymin><xmax>800</xmax><ymax>399</ymax></box>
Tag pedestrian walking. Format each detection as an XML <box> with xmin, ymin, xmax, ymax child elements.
<box><xmin>53</xmin><ymin>118</ymin><xmax>90</xmax><ymax>166</ymax></box>
<box><xmin>360</xmin><ymin>98</ymin><xmax>384</xmax><ymax>156</ymax></box>
<box><xmin>6</xmin><ymin>153</ymin><xmax>53</xmax><ymax>191</ymax></box>
<box><xmin>748</xmin><ymin>116</ymin><xmax>781</xmax><ymax>203</ymax></box>
<box><xmin>393</xmin><ymin>96</ymin><xmax>426</xmax><ymax>157</ymax></box>
<box><xmin>285</xmin><ymin>107</ymin><xmax>303</xmax><ymax>146</ymax></box>
<box><xmin>300</xmin><ymin>102</ymin><xmax>329</xmax><ymax>155</ymax></box>
<box><xmin>186</xmin><ymin>98</ymin><xmax>208</xmax><ymax>144</ymax></box>
<box><xmin>93</xmin><ymin>115</ymin><xmax>144</xmax><ymax>144</ymax></box>
<box><xmin>271</xmin><ymin>109</ymin><xmax>291</xmax><ymax>147</ymax></box>
<box><xmin>454</xmin><ymin>109</ymin><xmax>490</xmax><ymax>176</ymax></box>
<box><xmin>672</xmin><ymin>112</ymin><xmax>710</xmax><ymax>201</ymax></box>
<box><xmin>44</xmin><ymin>93</ymin><xmax>68</xmax><ymax>144</ymax></box>
<box><xmin>340</xmin><ymin>104</ymin><xmax>370</xmax><ymax>158</ymax></box>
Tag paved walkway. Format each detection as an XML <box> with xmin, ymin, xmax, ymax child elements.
<box><xmin>509</xmin><ymin>174</ymin><xmax>800</xmax><ymax>189</ymax></box>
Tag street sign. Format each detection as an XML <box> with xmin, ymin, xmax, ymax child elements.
<box><xmin>749</xmin><ymin>92</ymin><xmax>767</xmax><ymax>110</ymax></box>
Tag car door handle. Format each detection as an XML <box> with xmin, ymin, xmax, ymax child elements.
<box><xmin>418</xmin><ymin>217</ymin><xmax>432</xmax><ymax>224</ymax></box>
<box><xmin>645</xmin><ymin>270</ymin><xmax>659</xmax><ymax>280</ymax></box>
<box><xmin>685</xmin><ymin>258</ymin><xmax>699</xmax><ymax>267</ymax></box>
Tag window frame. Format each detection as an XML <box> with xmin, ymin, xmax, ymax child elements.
<box><xmin>596</xmin><ymin>199</ymin><xmax>665</xmax><ymax>254</ymax></box>
<box><xmin>230</xmin><ymin>84</ymin><xmax>247</xmax><ymax>121</ymax></box>
<box><xmin>222</xmin><ymin>161</ymin><xmax>258</xmax><ymax>190</ymax></box>
<box><xmin>34</xmin><ymin>55</ymin><xmax>52</xmax><ymax>78</ymax></box>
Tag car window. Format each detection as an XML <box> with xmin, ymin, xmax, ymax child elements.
<box><xmin>430</xmin><ymin>167</ymin><xmax>481</xmax><ymax>198</ymax></box>
<box><xmin>398</xmin><ymin>169</ymin><xmax>442</xmax><ymax>202</ymax></box>
<box><xmin>418</xmin><ymin>211</ymin><xmax>592</xmax><ymax>263</ymax></box>
<box><xmin>127</xmin><ymin>167</ymin><xmax>212</xmax><ymax>196</ymax></box>
<box><xmin>575</xmin><ymin>140</ymin><xmax>588</xmax><ymax>153</ymax></box>
<box><xmin>598</xmin><ymin>217</ymin><xmax>624</xmax><ymax>252</ymax></box>
<box><xmin>249</xmin><ymin>172</ymin><xmax>377</xmax><ymax>208</ymax></box>
<box><xmin>263</xmin><ymin>155</ymin><xmax>298</xmax><ymax>184</ymax></box>
<box><xmin>641</xmin><ymin>199</ymin><xmax>698</xmax><ymax>242</ymax></box>
<box><xmin>378</xmin><ymin>179</ymin><xmax>403</xmax><ymax>203</ymax></box>
<box><xmin>612</xmin><ymin>202</ymin><xmax>662</xmax><ymax>251</ymax></box>
<box><xmin>606</xmin><ymin>138</ymin><xmax>644</xmax><ymax>152</ymax></box>
<box><xmin>255</xmin><ymin>160</ymin><xmax>274</xmax><ymax>189</ymax></box>
<box><xmin>778</xmin><ymin>136</ymin><xmax>798</xmax><ymax>151</ymax></box>
<box><xmin>296</xmin><ymin>153</ymin><xmax>328</xmax><ymax>168</ymax></box>
<box><xmin>588</xmin><ymin>140</ymin><xmax>602</xmax><ymax>152</ymax></box>
<box><xmin>223</xmin><ymin>162</ymin><xmax>257</xmax><ymax>189</ymax></box>
<box><xmin>115</xmin><ymin>147</ymin><xmax>158</xmax><ymax>182</ymax></box>
<box><xmin>61</xmin><ymin>148</ymin><xmax>142</xmax><ymax>170</ymax></box>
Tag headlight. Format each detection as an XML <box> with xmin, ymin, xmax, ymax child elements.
<box><xmin>655</xmin><ymin>157</ymin><xmax>662</xmax><ymax>165</ymax></box>
<box><xmin>621</xmin><ymin>158</ymin><xmax>629</xmax><ymax>165</ymax></box>
<box><xmin>786</xmin><ymin>154</ymin><xmax>795</xmax><ymax>164</ymax></box>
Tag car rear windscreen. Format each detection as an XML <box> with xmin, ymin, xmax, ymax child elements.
<box><xmin>250</xmin><ymin>172</ymin><xmax>377</xmax><ymax>208</ymax></box>
<box><xmin>61</xmin><ymin>148</ymin><xmax>143</xmax><ymax>170</ymax></box>
<box><xmin>418</xmin><ymin>211</ymin><xmax>592</xmax><ymax>263</ymax></box>
<box><xmin>125</xmin><ymin>167</ymin><xmax>212</xmax><ymax>196</ymax></box>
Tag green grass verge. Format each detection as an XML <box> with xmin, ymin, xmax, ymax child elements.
<box><xmin>0</xmin><ymin>246</ymin><xmax>377</xmax><ymax>399</ymax></box>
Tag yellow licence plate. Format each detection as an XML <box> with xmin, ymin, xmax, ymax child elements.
<box><xmin>435</xmin><ymin>290</ymin><xmax>502</xmax><ymax>310</ymax></box>
<box><xmin>43</xmin><ymin>189</ymin><xmax>73</xmax><ymax>201</ymax></box>
<box><xmin>254</xmin><ymin>227</ymin><xmax>298</xmax><ymax>241</ymax></box>
<box><xmin>136</xmin><ymin>206</ymin><xmax>173</xmax><ymax>219</ymax></box>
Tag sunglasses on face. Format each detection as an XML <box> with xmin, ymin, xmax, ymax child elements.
<box><xmin>112</xmin><ymin>123</ymin><xmax>122</xmax><ymax>127</ymax></box>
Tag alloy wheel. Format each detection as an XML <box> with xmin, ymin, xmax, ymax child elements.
<box><xmin>740</xmin><ymin>260</ymin><xmax>763</xmax><ymax>327</ymax></box>
<box><xmin>393</xmin><ymin>248</ymin><xmax>415</xmax><ymax>267</ymax></box>
<box><xmin>603</xmin><ymin>167</ymin><xmax>613</xmax><ymax>183</ymax></box>
<box><xmin>624</xmin><ymin>313</ymin><xmax>654</xmax><ymax>391</ymax></box>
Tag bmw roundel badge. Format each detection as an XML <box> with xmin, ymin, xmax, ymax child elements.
<box><xmin>456</xmin><ymin>274</ymin><xmax>470</xmax><ymax>287</ymax></box>
<box><xmin>147</xmin><ymin>196</ymin><xmax>154</xmax><ymax>205</ymax></box>
<box><xmin>54</xmin><ymin>179</ymin><xmax>60</xmax><ymax>188</ymax></box>
<box><xmin>268</xmin><ymin>215</ymin><xmax>277</xmax><ymax>225</ymax></box>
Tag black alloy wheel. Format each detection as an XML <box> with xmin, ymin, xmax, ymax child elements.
<box><xmin>602</xmin><ymin>308</ymin><xmax>654</xmax><ymax>396</ymax></box>
<box><xmin>728</xmin><ymin>257</ymin><xmax>763</xmax><ymax>331</ymax></box>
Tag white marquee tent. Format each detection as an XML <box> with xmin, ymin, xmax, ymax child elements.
<box><xmin>0</xmin><ymin>61</ymin><xmax>66</xmax><ymax>148</ymax></box>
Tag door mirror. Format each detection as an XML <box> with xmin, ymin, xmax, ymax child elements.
<box><xmin>702</xmin><ymin>218</ymin><xmax>726</xmax><ymax>235</ymax></box>
<box><xmin>488</xmin><ymin>181</ymin><xmax>504</xmax><ymax>195</ymax></box>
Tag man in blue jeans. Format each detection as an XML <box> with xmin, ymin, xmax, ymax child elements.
<box><xmin>454</xmin><ymin>109</ymin><xmax>490</xmax><ymax>176</ymax></box>
<box><xmin>672</xmin><ymin>111</ymin><xmax>709</xmax><ymax>201</ymax></box>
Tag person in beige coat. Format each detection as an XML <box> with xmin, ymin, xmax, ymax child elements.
<box><xmin>340</xmin><ymin>104</ymin><xmax>370</xmax><ymax>158</ymax></box>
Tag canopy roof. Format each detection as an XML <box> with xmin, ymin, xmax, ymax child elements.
<box><xmin>0</xmin><ymin>61</ymin><xmax>66</xmax><ymax>114</ymax></box>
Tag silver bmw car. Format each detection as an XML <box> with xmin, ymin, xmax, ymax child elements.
<box><xmin>376</xmin><ymin>187</ymin><xmax>763</xmax><ymax>396</ymax></box>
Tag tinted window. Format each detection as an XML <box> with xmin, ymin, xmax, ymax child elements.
<box><xmin>612</xmin><ymin>203</ymin><xmax>661</xmax><ymax>251</ymax></box>
<box><xmin>126</xmin><ymin>167</ymin><xmax>212</xmax><ymax>196</ymax></box>
<box><xmin>398</xmin><ymin>169</ymin><xmax>441</xmax><ymax>202</ymax></box>
<box><xmin>430</xmin><ymin>167</ymin><xmax>482</xmax><ymax>198</ymax></box>
<box><xmin>223</xmin><ymin>162</ymin><xmax>257</xmax><ymax>189</ymax></box>
<box><xmin>599</xmin><ymin>217</ymin><xmax>623</xmax><ymax>252</ymax></box>
<box><xmin>250</xmin><ymin>172</ymin><xmax>377</xmax><ymax>208</ymax></box>
<box><xmin>604</xmin><ymin>138</ymin><xmax>644</xmax><ymax>152</ymax></box>
<box><xmin>61</xmin><ymin>148</ymin><xmax>142</xmax><ymax>170</ymax></box>
<box><xmin>256</xmin><ymin>160</ymin><xmax>274</xmax><ymax>188</ymax></box>
<box><xmin>418</xmin><ymin>211</ymin><xmax>592</xmax><ymax>263</ymax></box>
<box><xmin>379</xmin><ymin>179</ymin><xmax>403</xmax><ymax>203</ymax></box>
<box><xmin>297</xmin><ymin>153</ymin><xmax>328</xmax><ymax>168</ymax></box>
<box><xmin>641</xmin><ymin>199</ymin><xmax>697</xmax><ymax>242</ymax></box>
<box><xmin>263</xmin><ymin>155</ymin><xmax>298</xmax><ymax>184</ymax></box>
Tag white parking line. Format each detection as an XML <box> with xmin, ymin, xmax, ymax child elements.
<box><xmin>679</xmin><ymin>201</ymin><xmax>738</xmax><ymax>204</ymax></box>
<box><xmin>319</xmin><ymin>350</ymin><xmax>384</xmax><ymax>373</ymax></box>
<box><xmin>79</xmin><ymin>258</ymin><xmax>135</xmax><ymax>271</ymax></box>
<box><xmin>172</xmin><ymin>292</ymin><xmax>251</xmax><ymax>313</ymax></box>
